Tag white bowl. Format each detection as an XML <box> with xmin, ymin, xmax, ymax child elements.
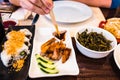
<box><xmin>74</xmin><ymin>27</ymin><xmax>117</xmax><ymax>59</ymax></box>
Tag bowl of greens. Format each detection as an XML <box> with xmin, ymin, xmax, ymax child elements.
<box><xmin>74</xmin><ymin>27</ymin><xmax>117</xmax><ymax>59</ymax></box>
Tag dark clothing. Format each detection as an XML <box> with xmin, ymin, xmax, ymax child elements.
<box><xmin>4</xmin><ymin>0</ymin><xmax>8</xmax><ymax>2</ymax></box>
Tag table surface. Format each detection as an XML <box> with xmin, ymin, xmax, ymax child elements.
<box><xmin>25</xmin><ymin>7</ymin><xmax>120</xmax><ymax>80</ymax></box>
<box><xmin>27</xmin><ymin>38</ymin><xmax>120</xmax><ymax>80</ymax></box>
<box><xmin>1</xmin><ymin>6</ymin><xmax>120</xmax><ymax>80</ymax></box>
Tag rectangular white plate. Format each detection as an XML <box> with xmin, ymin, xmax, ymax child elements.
<box><xmin>28</xmin><ymin>27</ymin><xmax>79</xmax><ymax>78</ymax></box>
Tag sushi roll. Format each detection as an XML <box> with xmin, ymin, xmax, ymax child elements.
<box><xmin>1</xmin><ymin>41</ymin><xmax>29</xmax><ymax>67</ymax></box>
<box><xmin>6</xmin><ymin>29</ymin><xmax>32</xmax><ymax>39</ymax></box>
<box><xmin>19</xmin><ymin>29</ymin><xmax>32</xmax><ymax>39</ymax></box>
<box><xmin>6</xmin><ymin>30</ymin><xmax>31</xmax><ymax>46</ymax></box>
<box><xmin>6</xmin><ymin>30</ymin><xmax>25</xmax><ymax>40</ymax></box>
<box><xmin>1</xmin><ymin>50</ymin><xmax>12</xmax><ymax>67</ymax></box>
<box><xmin>19</xmin><ymin>29</ymin><xmax>32</xmax><ymax>46</ymax></box>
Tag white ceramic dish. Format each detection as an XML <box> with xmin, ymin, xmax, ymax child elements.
<box><xmin>29</xmin><ymin>27</ymin><xmax>79</xmax><ymax>78</ymax></box>
<box><xmin>46</xmin><ymin>1</ymin><xmax>92</xmax><ymax>23</ymax></box>
<box><xmin>74</xmin><ymin>27</ymin><xmax>117</xmax><ymax>59</ymax></box>
<box><xmin>114</xmin><ymin>44</ymin><xmax>120</xmax><ymax>69</ymax></box>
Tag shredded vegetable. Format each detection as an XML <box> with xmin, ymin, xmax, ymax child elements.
<box><xmin>77</xmin><ymin>29</ymin><xmax>112</xmax><ymax>51</ymax></box>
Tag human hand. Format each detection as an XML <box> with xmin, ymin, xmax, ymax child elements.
<box><xmin>19</xmin><ymin>0</ymin><xmax>53</xmax><ymax>15</ymax></box>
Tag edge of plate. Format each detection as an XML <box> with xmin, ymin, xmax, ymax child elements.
<box><xmin>45</xmin><ymin>1</ymin><xmax>93</xmax><ymax>23</ymax></box>
<box><xmin>28</xmin><ymin>27</ymin><xmax>79</xmax><ymax>78</ymax></box>
<box><xmin>114</xmin><ymin>44</ymin><xmax>120</xmax><ymax>69</ymax></box>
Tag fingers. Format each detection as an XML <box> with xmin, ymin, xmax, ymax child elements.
<box><xmin>30</xmin><ymin>0</ymin><xmax>52</xmax><ymax>14</ymax></box>
<box><xmin>20</xmin><ymin>0</ymin><xmax>45</xmax><ymax>15</ymax></box>
<box><xmin>41</xmin><ymin>0</ymin><xmax>53</xmax><ymax>9</ymax></box>
<box><xmin>19</xmin><ymin>0</ymin><xmax>53</xmax><ymax>15</ymax></box>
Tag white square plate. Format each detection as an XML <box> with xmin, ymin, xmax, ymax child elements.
<box><xmin>28</xmin><ymin>27</ymin><xmax>79</xmax><ymax>78</ymax></box>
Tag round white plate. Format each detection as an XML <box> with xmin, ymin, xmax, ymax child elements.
<box><xmin>46</xmin><ymin>1</ymin><xmax>93</xmax><ymax>23</ymax></box>
<box><xmin>114</xmin><ymin>44</ymin><xmax>120</xmax><ymax>69</ymax></box>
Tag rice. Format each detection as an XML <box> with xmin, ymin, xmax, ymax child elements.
<box><xmin>1</xmin><ymin>50</ymin><xmax>12</xmax><ymax>67</ymax></box>
<box><xmin>19</xmin><ymin>29</ymin><xmax>32</xmax><ymax>39</ymax></box>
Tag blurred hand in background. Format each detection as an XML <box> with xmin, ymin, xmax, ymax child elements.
<box><xmin>9</xmin><ymin>0</ymin><xmax>53</xmax><ymax>15</ymax></box>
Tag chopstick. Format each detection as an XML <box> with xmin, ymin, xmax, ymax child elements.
<box><xmin>30</xmin><ymin>14</ymin><xmax>39</xmax><ymax>30</ymax></box>
<box><xmin>31</xmin><ymin>14</ymin><xmax>39</xmax><ymax>25</ymax></box>
<box><xmin>50</xmin><ymin>10</ymin><xmax>60</xmax><ymax>36</ymax></box>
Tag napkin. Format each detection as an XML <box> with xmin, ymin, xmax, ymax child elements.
<box><xmin>10</xmin><ymin>8</ymin><xmax>32</xmax><ymax>20</ymax></box>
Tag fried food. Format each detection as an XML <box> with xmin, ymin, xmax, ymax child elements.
<box><xmin>104</xmin><ymin>18</ymin><xmax>120</xmax><ymax>39</ymax></box>
<box><xmin>40</xmin><ymin>38</ymin><xmax>71</xmax><ymax>63</ymax></box>
<box><xmin>62</xmin><ymin>48</ymin><xmax>71</xmax><ymax>63</ymax></box>
<box><xmin>41</xmin><ymin>38</ymin><xmax>56</xmax><ymax>54</ymax></box>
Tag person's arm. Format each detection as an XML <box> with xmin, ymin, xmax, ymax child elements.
<box><xmin>73</xmin><ymin>0</ymin><xmax>112</xmax><ymax>8</ymax></box>
<box><xmin>8</xmin><ymin>0</ymin><xmax>53</xmax><ymax>15</ymax></box>
<box><xmin>9</xmin><ymin>0</ymin><xmax>20</xmax><ymax>6</ymax></box>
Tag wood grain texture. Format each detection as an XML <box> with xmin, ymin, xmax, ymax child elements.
<box><xmin>27</xmin><ymin>38</ymin><xmax>120</xmax><ymax>80</ymax></box>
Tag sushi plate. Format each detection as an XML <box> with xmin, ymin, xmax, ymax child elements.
<box><xmin>0</xmin><ymin>25</ymin><xmax>35</xmax><ymax>80</ymax></box>
<box><xmin>29</xmin><ymin>27</ymin><xmax>79</xmax><ymax>78</ymax></box>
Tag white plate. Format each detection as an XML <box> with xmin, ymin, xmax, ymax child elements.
<box><xmin>46</xmin><ymin>1</ymin><xmax>92</xmax><ymax>23</ymax></box>
<box><xmin>29</xmin><ymin>27</ymin><xmax>79</xmax><ymax>78</ymax></box>
<box><xmin>114</xmin><ymin>44</ymin><xmax>120</xmax><ymax>69</ymax></box>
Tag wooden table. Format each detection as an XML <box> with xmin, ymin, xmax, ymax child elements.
<box><xmin>24</xmin><ymin>7</ymin><xmax>120</xmax><ymax>80</ymax></box>
<box><xmin>26</xmin><ymin>37</ymin><xmax>120</xmax><ymax>80</ymax></box>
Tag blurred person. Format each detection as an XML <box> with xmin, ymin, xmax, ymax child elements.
<box><xmin>74</xmin><ymin>0</ymin><xmax>120</xmax><ymax>9</ymax></box>
<box><xmin>0</xmin><ymin>0</ymin><xmax>9</xmax><ymax>3</ymax></box>
<box><xmin>0</xmin><ymin>0</ymin><xmax>3</xmax><ymax>2</ymax></box>
<box><xmin>9</xmin><ymin>0</ymin><xmax>120</xmax><ymax>15</ymax></box>
<box><xmin>9</xmin><ymin>0</ymin><xmax>53</xmax><ymax>15</ymax></box>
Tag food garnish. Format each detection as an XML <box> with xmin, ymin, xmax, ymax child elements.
<box><xmin>99</xmin><ymin>21</ymin><xmax>107</xmax><ymax>28</ymax></box>
<box><xmin>35</xmin><ymin>54</ymin><xmax>59</xmax><ymax>74</ymax></box>
<box><xmin>36</xmin><ymin>53</ymin><xmax>54</xmax><ymax>65</ymax></box>
<box><xmin>12</xmin><ymin>57</ymin><xmax>26</xmax><ymax>72</ymax></box>
<box><xmin>77</xmin><ymin>29</ymin><xmax>112</xmax><ymax>51</ymax></box>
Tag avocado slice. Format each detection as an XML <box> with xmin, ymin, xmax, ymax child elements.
<box><xmin>35</xmin><ymin>54</ymin><xmax>59</xmax><ymax>74</ymax></box>
<box><xmin>35</xmin><ymin>54</ymin><xmax>54</xmax><ymax>64</ymax></box>
<box><xmin>37</xmin><ymin>59</ymin><xmax>55</xmax><ymax>69</ymax></box>
<box><xmin>40</xmin><ymin>67</ymin><xmax>59</xmax><ymax>74</ymax></box>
